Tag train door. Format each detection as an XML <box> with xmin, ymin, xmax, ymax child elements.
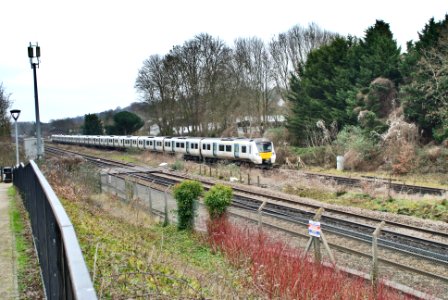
<box><xmin>213</xmin><ymin>143</ymin><xmax>217</xmax><ymax>157</ymax></box>
<box><xmin>186</xmin><ymin>141</ymin><xmax>190</xmax><ymax>154</ymax></box>
<box><xmin>234</xmin><ymin>144</ymin><xmax>240</xmax><ymax>158</ymax></box>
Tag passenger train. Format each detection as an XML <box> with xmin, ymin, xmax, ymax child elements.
<box><xmin>51</xmin><ymin>135</ymin><xmax>276</xmax><ymax>166</ymax></box>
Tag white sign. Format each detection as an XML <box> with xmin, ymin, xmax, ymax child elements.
<box><xmin>308</xmin><ymin>220</ymin><xmax>321</xmax><ymax>237</ymax></box>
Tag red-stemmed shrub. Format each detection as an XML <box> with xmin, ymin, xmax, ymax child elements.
<box><xmin>207</xmin><ymin>218</ymin><xmax>413</xmax><ymax>300</ymax></box>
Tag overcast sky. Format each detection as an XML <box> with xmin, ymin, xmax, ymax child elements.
<box><xmin>1</xmin><ymin>0</ymin><xmax>447</xmax><ymax>122</ymax></box>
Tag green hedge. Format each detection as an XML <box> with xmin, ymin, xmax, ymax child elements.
<box><xmin>204</xmin><ymin>184</ymin><xmax>233</xmax><ymax>219</ymax></box>
<box><xmin>173</xmin><ymin>180</ymin><xmax>203</xmax><ymax>230</ymax></box>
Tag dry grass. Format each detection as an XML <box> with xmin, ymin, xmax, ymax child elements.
<box><xmin>51</xmin><ymin>143</ymin><xmax>447</xmax><ymax>221</ymax></box>
<box><xmin>41</xmin><ymin>156</ymin><xmax>259</xmax><ymax>299</ymax></box>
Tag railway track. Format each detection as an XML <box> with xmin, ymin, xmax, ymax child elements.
<box><xmin>135</xmin><ymin>171</ymin><xmax>448</xmax><ymax>263</ymax></box>
<box><xmin>304</xmin><ymin>172</ymin><xmax>448</xmax><ymax>196</ymax></box>
<box><xmin>45</xmin><ymin>145</ymin><xmax>448</xmax><ymax>297</ymax></box>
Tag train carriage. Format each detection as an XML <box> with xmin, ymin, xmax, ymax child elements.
<box><xmin>50</xmin><ymin>134</ymin><xmax>276</xmax><ymax>166</ymax></box>
<box><xmin>141</xmin><ymin>136</ymin><xmax>156</xmax><ymax>150</ymax></box>
<box><xmin>164</xmin><ymin>137</ymin><xmax>175</xmax><ymax>154</ymax></box>
<box><xmin>185</xmin><ymin>137</ymin><xmax>202</xmax><ymax>159</ymax></box>
<box><xmin>99</xmin><ymin>136</ymin><xmax>109</xmax><ymax>147</ymax></box>
<box><xmin>153</xmin><ymin>137</ymin><xmax>165</xmax><ymax>152</ymax></box>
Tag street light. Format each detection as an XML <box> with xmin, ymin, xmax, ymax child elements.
<box><xmin>10</xmin><ymin>109</ymin><xmax>21</xmax><ymax>166</ymax></box>
<box><xmin>28</xmin><ymin>42</ymin><xmax>43</xmax><ymax>159</ymax></box>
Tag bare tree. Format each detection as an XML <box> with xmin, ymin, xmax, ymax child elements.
<box><xmin>233</xmin><ymin>37</ymin><xmax>274</xmax><ymax>136</ymax></box>
<box><xmin>135</xmin><ymin>54</ymin><xmax>177</xmax><ymax>135</ymax></box>
<box><xmin>0</xmin><ymin>83</ymin><xmax>12</xmax><ymax>137</ymax></box>
<box><xmin>269</xmin><ymin>23</ymin><xmax>337</xmax><ymax>94</ymax></box>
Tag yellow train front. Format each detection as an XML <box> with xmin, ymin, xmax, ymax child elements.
<box><xmin>199</xmin><ymin>137</ymin><xmax>276</xmax><ymax>166</ymax></box>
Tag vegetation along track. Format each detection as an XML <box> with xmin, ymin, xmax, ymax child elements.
<box><xmin>45</xmin><ymin>145</ymin><xmax>448</xmax><ymax>286</ymax></box>
<box><xmin>304</xmin><ymin>172</ymin><xmax>448</xmax><ymax>196</ymax></box>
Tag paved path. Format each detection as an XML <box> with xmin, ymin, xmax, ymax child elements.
<box><xmin>0</xmin><ymin>183</ymin><xmax>18</xmax><ymax>299</ymax></box>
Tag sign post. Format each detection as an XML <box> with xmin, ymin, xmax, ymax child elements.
<box><xmin>305</xmin><ymin>208</ymin><xmax>335</xmax><ymax>265</ymax></box>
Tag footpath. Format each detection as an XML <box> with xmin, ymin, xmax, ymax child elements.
<box><xmin>0</xmin><ymin>183</ymin><xmax>18</xmax><ymax>299</ymax></box>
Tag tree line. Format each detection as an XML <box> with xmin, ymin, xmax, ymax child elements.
<box><xmin>135</xmin><ymin>17</ymin><xmax>447</xmax><ymax>146</ymax></box>
<box><xmin>288</xmin><ymin>17</ymin><xmax>448</xmax><ymax>145</ymax></box>
<box><xmin>135</xmin><ymin>23</ymin><xmax>335</xmax><ymax>137</ymax></box>
<box><xmin>3</xmin><ymin>16</ymin><xmax>446</xmax><ymax>149</ymax></box>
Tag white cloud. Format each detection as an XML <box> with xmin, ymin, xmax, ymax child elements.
<box><xmin>1</xmin><ymin>0</ymin><xmax>447</xmax><ymax>122</ymax></box>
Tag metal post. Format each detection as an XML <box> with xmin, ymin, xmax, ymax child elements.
<box><xmin>258</xmin><ymin>201</ymin><xmax>267</xmax><ymax>231</ymax></box>
<box><xmin>372</xmin><ymin>221</ymin><xmax>385</xmax><ymax>294</ymax></box>
<box><xmin>32</xmin><ymin>63</ymin><xmax>43</xmax><ymax>159</ymax></box>
<box><xmin>163</xmin><ymin>187</ymin><xmax>169</xmax><ymax>227</ymax></box>
<box><xmin>305</xmin><ymin>208</ymin><xmax>324</xmax><ymax>263</ymax></box>
<box><xmin>147</xmin><ymin>187</ymin><xmax>152</xmax><ymax>214</ymax></box>
<box><xmin>14</xmin><ymin>119</ymin><xmax>19</xmax><ymax>165</ymax></box>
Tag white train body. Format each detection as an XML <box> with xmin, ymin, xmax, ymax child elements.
<box><xmin>51</xmin><ymin>135</ymin><xmax>276</xmax><ymax>165</ymax></box>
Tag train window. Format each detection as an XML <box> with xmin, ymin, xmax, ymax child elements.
<box><xmin>256</xmin><ymin>142</ymin><xmax>272</xmax><ymax>152</ymax></box>
<box><xmin>146</xmin><ymin>141</ymin><xmax>149</xmax><ymax>146</ymax></box>
<box><xmin>242</xmin><ymin>146</ymin><xmax>247</xmax><ymax>153</ymax></box>
<box><xmin>207</xmin><ymin>144</ymin><xmax>211</xmax><ymax>150</ymax></box>
<box><xmin>181</xmin><ymin>143</ymin><xmax>185</xmax><ymax>148</ymax></box>
<box><xmin>219</xmin><ymin>145</ymin><xmax>224</xmax><ymax>151</ymax></box>
<box><xmin>139</xmin><ymin>141</ymin><xmax>142</xmax><ymax>145</ymax></box>
<box><xmin>202</xmin><ymin>144</ymin><xmax>206</xmax><ymax>150</ymax></box>
<box><xmin>226</xmin><ymin>145</ymin><xmax>231</xmax><ymax>152</ymax></box>
<box><xmin>176</xmin><ymin>142</ymin><xmax>179</xmax><ymax>148</ymax></box>
<box><xmin>150</xmin><ymin>141</ymin><xmax>153</xmax><ymax>146</ymax></box>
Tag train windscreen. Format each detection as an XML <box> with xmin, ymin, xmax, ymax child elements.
<box><xmin>256</xmin><ymin>142</ymin><xmax>272</xmax><ymax>153</ymax></box>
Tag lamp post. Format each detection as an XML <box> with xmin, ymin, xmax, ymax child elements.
<box><xmin>10</xmin><ymin>109</ymin><xmax>21</xmax><ymax>166</ymax></box>
<box><xmin>28</xmin><ymin>42</ymin><xmax>43</xmax><ymax>159</ymax></box>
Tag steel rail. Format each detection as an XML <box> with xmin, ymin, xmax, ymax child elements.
<box><xmin>304</xmin><ymin>172</ymin><xmax>447</xmax><ymax>196</ymax></box>
<box><xmin>46</xmin><ymin>145</ymin><xmax>448</xmax><ymax>263</ymax></box>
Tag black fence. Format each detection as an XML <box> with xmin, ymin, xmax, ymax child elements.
<box><xmin>13</xmin><ymin>161</ymin><xmax>97</xmax><ymax>299</ymax></box>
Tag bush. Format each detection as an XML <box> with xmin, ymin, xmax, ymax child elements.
<box><xmin>173</xmin><ymin>180</ymin><xmax>203</xmax><ymax>230</ymax></box>
<box><xmin>171</xmin><ymin>159</ymin><xmax>184</xmax><ymax>171</ymax></box>
<box><xmin>207</xmin><ymin>219</ymin><xmax>408</xmax><ymax>300</ymax></box>
<box><xmin>334</xmin><ymin>126</ymin><xmax>381</xmax><ymax>170</ymax></box>
<box><xmin>292</xmin><ymin>146</ymin><xmax>328</xmax><ymax>166</ymax></box>
<box><xmin>204</xmin><ymin>184</ymin><xmax>233</xmax><ymax>219</ymax></box>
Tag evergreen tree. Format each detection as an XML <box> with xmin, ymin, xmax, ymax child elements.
<box><xmin>82</xmin><ymin>113</ymin><xmax>103</xmax><ymax>135</ymax></box>
<box><xmin>107</xmin><ymin>111</ymin><xmax>144</xmax><ymax>135</ymax></box>
<box><xmin>401</xmin><ymin>16</ymin><xmax>448</xmax><ymax>142</ymax></box>
<box><xmin>357</xmin><ymin>20</ymin><xmax>402</xmax><ymax>86</ymax></box>
<box><xmin>287</xmin><ymin>37</ymin><xmax>356</xmax><ymax>143</ymax></box>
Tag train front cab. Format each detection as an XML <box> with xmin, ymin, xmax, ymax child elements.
<box><xmin>253</xmin><ymin>139</ymin><xmax>276</xmax><ymax>165</ymax></box>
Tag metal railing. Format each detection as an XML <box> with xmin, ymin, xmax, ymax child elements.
<box><xmin>13</xmin><ymin>161</ymin><xmax>97</xmax><ymax>299</ymax></box>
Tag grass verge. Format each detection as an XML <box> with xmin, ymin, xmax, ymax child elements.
<box><xmin>59</xmin><ymin>194</ymin><xmax>256</xmax><ymax>299</ymax></box>
<box><xmin>8</xmin><ymin>187</ymin><xmax>44</xmax><ymax>299</ymax></box>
